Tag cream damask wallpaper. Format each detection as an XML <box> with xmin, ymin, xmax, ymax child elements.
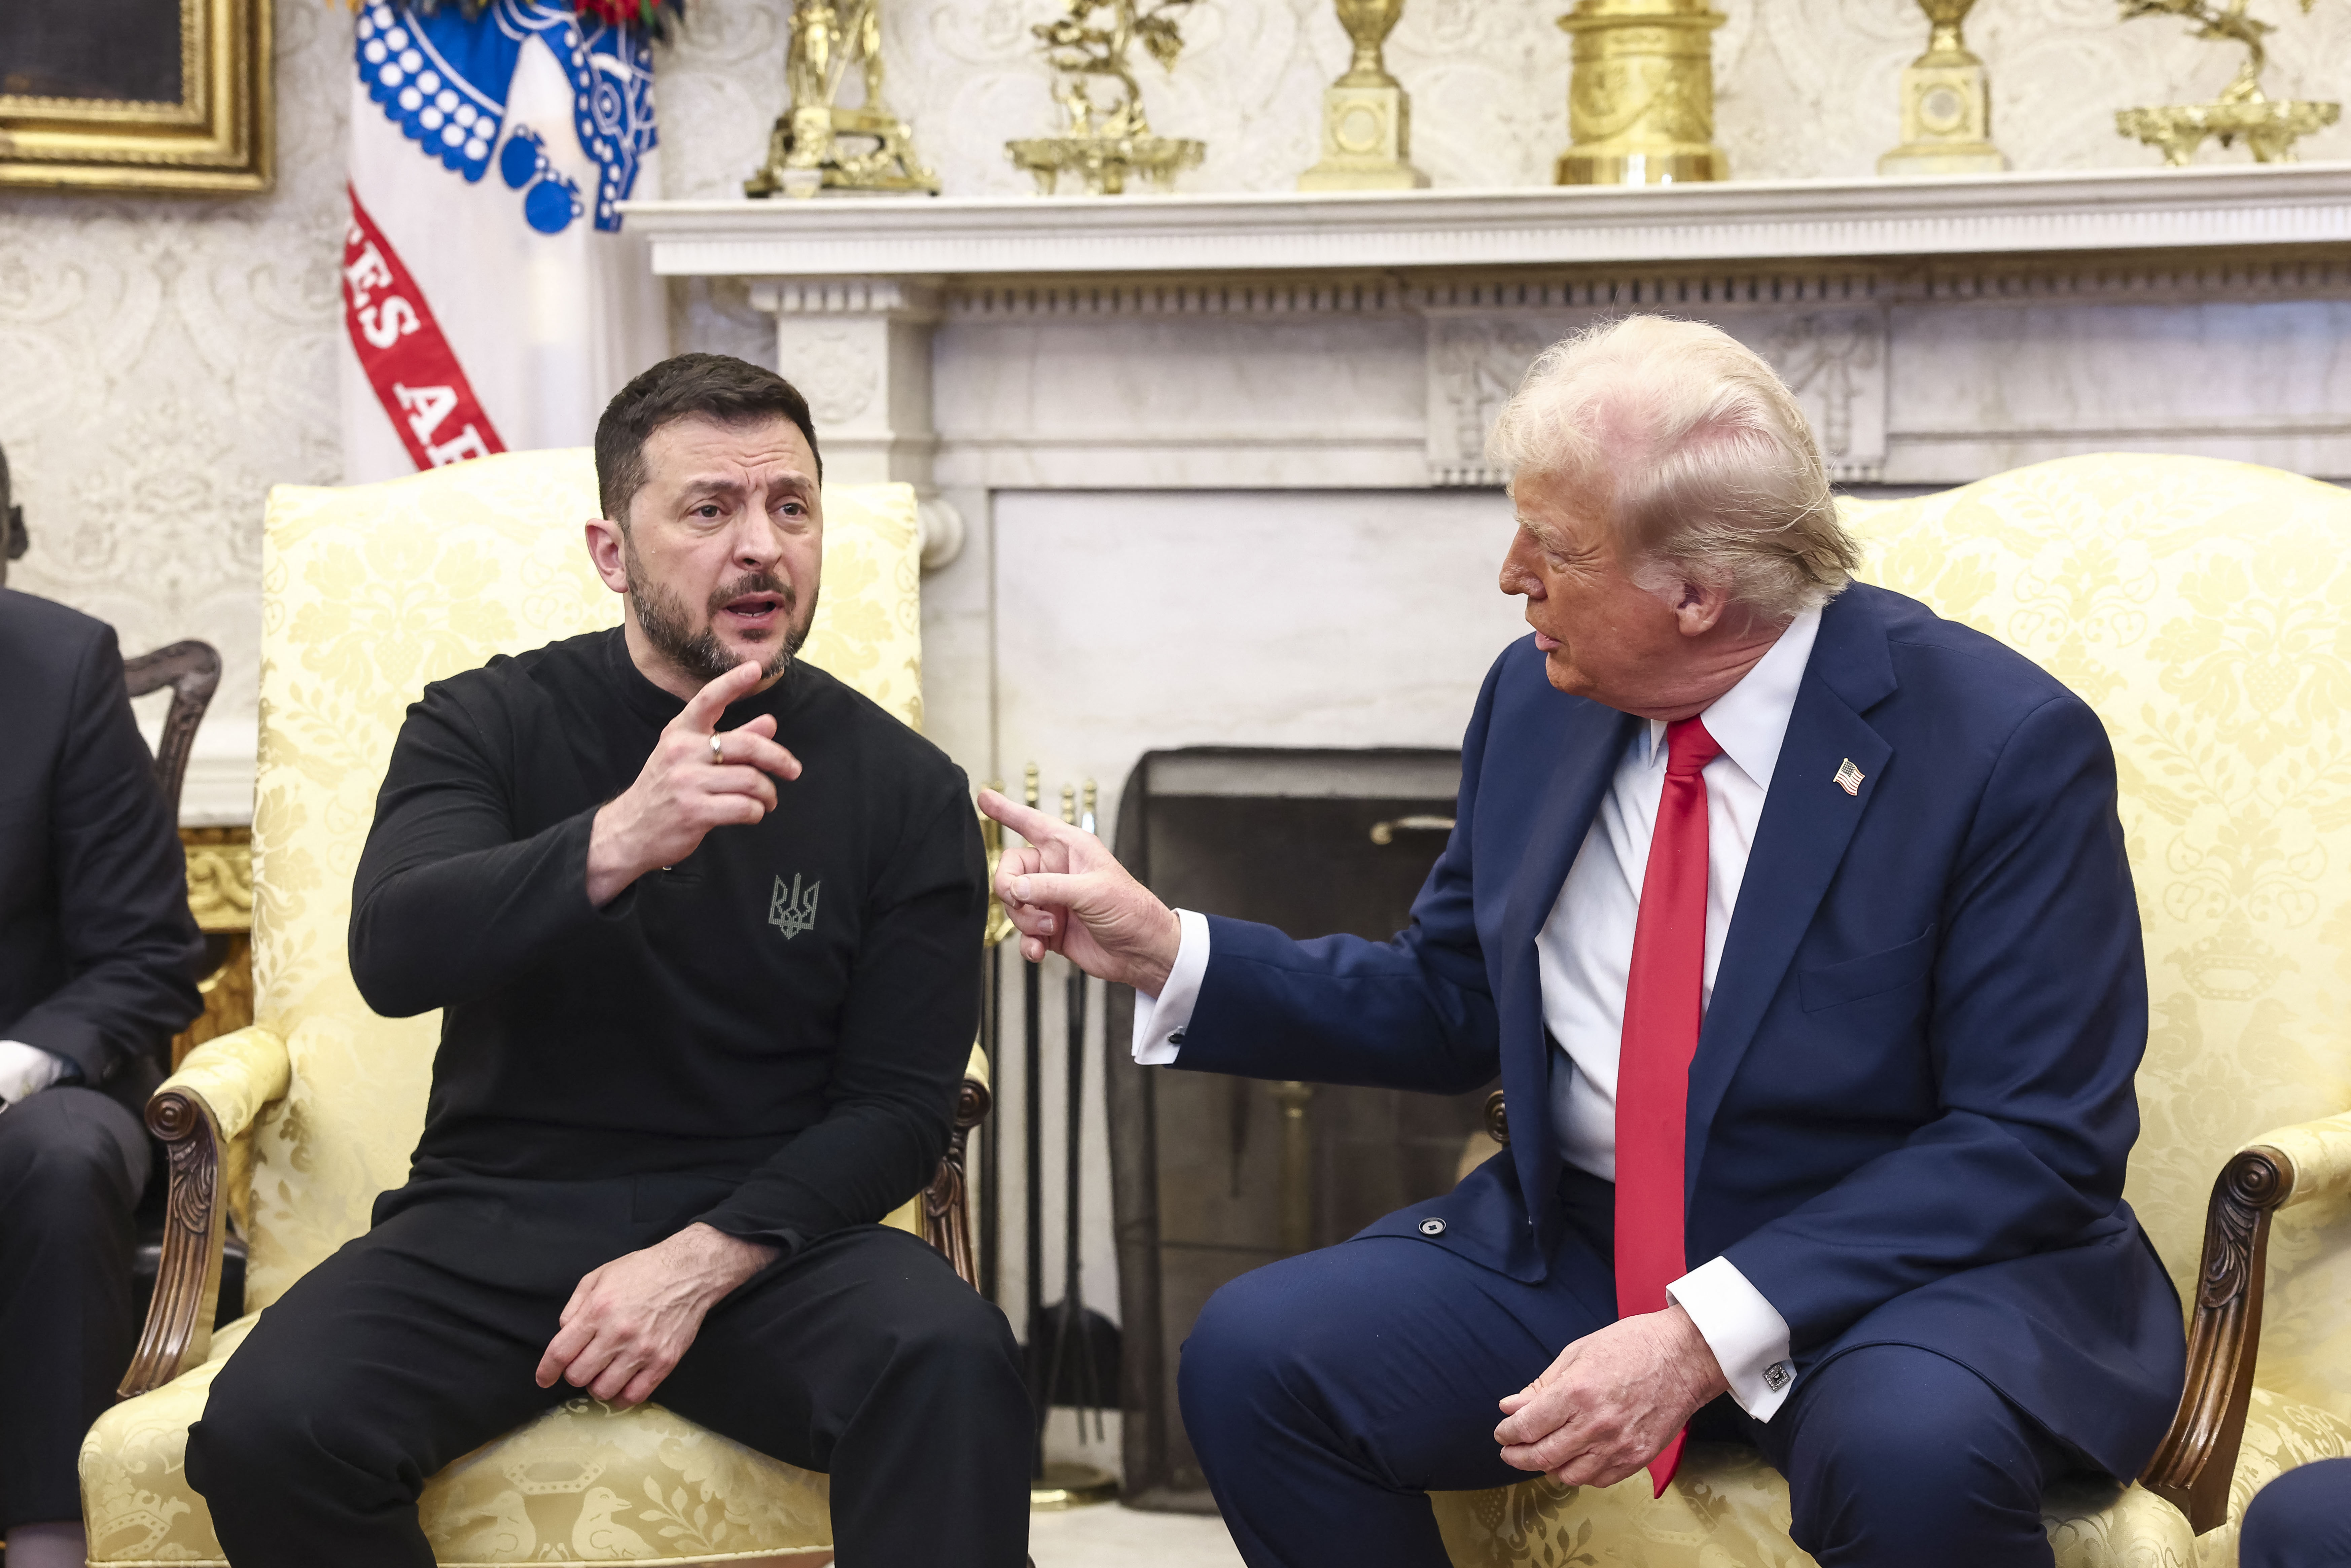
<box><xmin>4</xmin><ymin>0</ymin><xmax>2349</xmax><ymax>795</ymax></box>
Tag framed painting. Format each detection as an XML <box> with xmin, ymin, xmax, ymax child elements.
<box><xmin>0</xmin><ymin>0</ymin><xmax>271</xmax><ymax>194</ymax></box>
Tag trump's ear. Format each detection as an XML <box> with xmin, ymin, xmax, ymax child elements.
<box><xmin>584</xmin><ymin>517</ymin><xmax>629</xmax><ymax>596</ymax></box>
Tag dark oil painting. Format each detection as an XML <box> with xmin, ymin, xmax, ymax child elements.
<box><xmin>0</xmin><ymin>0</ymin><xmax>186</xmax><ymax>106</ymax></box>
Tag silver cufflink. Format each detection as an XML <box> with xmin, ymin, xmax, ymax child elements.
<box><xmin>1764</xmin><ymin>1362</ymin><xmax>1791</xmax><ymax>1391</ymax></box>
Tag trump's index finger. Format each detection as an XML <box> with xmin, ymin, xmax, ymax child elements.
<box><xmin>978</xmin><ymin>788</ymin><xmax>1072</xmax><ymax>848</ymax></box>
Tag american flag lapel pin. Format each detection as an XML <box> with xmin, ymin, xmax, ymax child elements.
<box><xmin>1834</xmin><ymin>758</ymin><xmax>1865</xmax><ymax>796</ymax></box>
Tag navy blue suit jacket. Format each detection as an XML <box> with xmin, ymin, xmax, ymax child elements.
<box><xmin>1175</xmin><ymin>583</ymin><xmax>2186</xmax><ymax>1479</ymax></box>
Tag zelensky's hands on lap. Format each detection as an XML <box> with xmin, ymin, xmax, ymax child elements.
<box><xmin>534</xmin><ymin>1222</ymin><xmax>777</xmax><ymax>1408</ymax></box>
<box><xmin>1493</xmin><ymin>1305</ymin><xmax>1729</xmax><ymax>1488</ymax></box>
<box><xmin>585</xmin><ymin>661</ymin><xmax>802</xmax><ymax>905</ymax></box>
<box><xmin>976</xmin><ymin>788</ymin><xmax>1182</xmax><ymax>995</ymax></box>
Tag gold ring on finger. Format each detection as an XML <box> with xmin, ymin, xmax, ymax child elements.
<box><xmin>710</xmin><ymin>733</ymin><xmax>725</xmax><ymax>764</ymax></box>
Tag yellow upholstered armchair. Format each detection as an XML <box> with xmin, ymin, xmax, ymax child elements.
<box><xmin>80</xmin><ymin>450</ymin><xmax>990</xmax><ymax>1567</ymax></box>
<box><xmin>1437</xmin><ymin>454</ymin><xmax>2351</xmax><ymax>1568</ymax></box>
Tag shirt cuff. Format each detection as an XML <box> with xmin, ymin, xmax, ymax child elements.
<box><xmin>0</xmin><ymin>1041</ymin><xmax>71</xmax><ymax>1107</ymax></box>
<box><xmin>1130</xmin><ymin>908</ymin><xmax>1210</xmax><ymax>1065</ymax></box>
<box><xmin>1668</xmin><ymin>1255</ymin><xmax>1797</xmax><ymax>1421</ymax></box>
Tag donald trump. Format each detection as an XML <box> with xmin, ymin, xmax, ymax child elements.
<box><xmin>979</xmin><ymin>316</ymin><xmax>2184</xmax><ymax>1568</ymax></box>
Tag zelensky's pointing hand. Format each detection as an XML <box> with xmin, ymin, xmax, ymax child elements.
<box><xmin>586</xmin><ymin>661</ymin><xmax>803</xmax><ymax>906</ymax></box>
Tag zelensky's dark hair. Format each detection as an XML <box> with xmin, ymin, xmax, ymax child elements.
<box><xmin>594</xmin><ymin>353</ymin><xmax>823</xmax><ymax>525</ymax></box>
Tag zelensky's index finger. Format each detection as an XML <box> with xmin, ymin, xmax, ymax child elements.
<box><xmin>677</xmin><ymin>661</ymin><xmax>765</xmax><ymax>733</ymax></box>
<box><xmin>977</xmin><ymin>788</ymin><xmax>1071</xmax><ymax>848</ymax></box>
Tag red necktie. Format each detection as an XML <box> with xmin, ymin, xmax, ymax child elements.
<box><xmin>1614</xmin><ymin>716</ymin><xmax>1722</xmax><ymax>1497</ymax></box>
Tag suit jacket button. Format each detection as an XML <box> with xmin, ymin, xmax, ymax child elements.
<box><xmin>1419</xmin><ymin>1218</ymin><xmax>1446</xmax><ymax>1236</ymax></box>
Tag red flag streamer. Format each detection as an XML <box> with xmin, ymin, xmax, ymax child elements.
<box><xmin>342</xmin><ymin>184</ymin><xmax>507</xmax><ymax>472</ymax></box>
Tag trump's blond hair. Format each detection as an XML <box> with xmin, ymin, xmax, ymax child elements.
<box><xmin>1486</xmin><ymin>315</ymin><xmax>1859</xmax><ymax>621</ymax></box>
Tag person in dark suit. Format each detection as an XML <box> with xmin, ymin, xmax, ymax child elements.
<box><xmin>0</xmin><ymin>475</ymin><xmax>209</xmax><ymax>1568</ymax></box>
<box><xmin>2242</xmin><ymin>1458</ymin><xmax>2351</xmax><ymax>1568</ymax></box>
<box><xmin>981</xmin><ymin>316</ymin><xmax>2186</xmax><ymax>1568</ymax></box>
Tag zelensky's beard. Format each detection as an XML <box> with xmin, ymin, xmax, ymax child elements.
<box><xmin>624</xmin><ymin>544</ymin><xmax>813</xmax><ymax>686</ymax></box>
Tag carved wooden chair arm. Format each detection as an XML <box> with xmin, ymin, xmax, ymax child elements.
<box><xmin>118</xmin><ymin>1025</ymin><xmax>293</xmax><ymax>1399</ymax></box>
<box><xmin>2140</xmin><ymin>1109</ymin><xmax>2351</xmax><ymax>1534</ymax></box>
<box><xmin>918</xmin><ymin>1042</ymin><xmax>994</xmax><ymax>1291</ymax></box>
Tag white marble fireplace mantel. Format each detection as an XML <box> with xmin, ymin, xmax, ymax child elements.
<box><xmin>623</xmin><ymin>165</ymin><xmax>2351</xmax><ymax>551</ymax></box>
<box><xmin>626</xmin><ymin>164</ymin><xmax>2351</xmax><ymax>279</ymax></box>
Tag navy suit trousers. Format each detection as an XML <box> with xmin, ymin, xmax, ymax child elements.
<box><xmin>2241</xmin><ymin>1459</ymin><xmax>2351</xmax><ymax>1568</ymax></box>
<box><xmin>1181</xmin><ymin>1167</ymin><xmax>2078</xmax><ymax>1568</ymax></box>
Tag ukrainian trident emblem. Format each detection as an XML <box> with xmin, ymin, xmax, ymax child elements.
<box><xmin>768</xmin><ymin>873</ymin><xmax>820</xmax><ymax>940</ymax></box>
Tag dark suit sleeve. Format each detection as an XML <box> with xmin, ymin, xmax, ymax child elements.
<box><xmin>6</xmin><ymin>623</ymin><xmax>206</xmax><ymax>1082</ymax></box>
<box><xmin>1170</xmin><ymin>653</ymin><xmax>1507</xmax><ymax>1096</ymax></box>
<box><xmin>349</xmin><ymin>682</ymin><xmax>615</xmax><ymax>1019</ymax></box>
<box><xmin>1722</xmin><ymin>692</ymin><xmax>2148</xmax><ymax>1355</ymax></box>
<box><xmin>695</xmin><ymin>784</ymin><xmax>987</xmax><ymax>1249</ymax></box>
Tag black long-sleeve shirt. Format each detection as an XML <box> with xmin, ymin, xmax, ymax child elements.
<box><xmin>0</xmin><ymin>589</ymin><xmax>207</xmax><ymax>1114</ymax></box>
<box><xmin>349</xmin><ymin>629</ymin><xmax>986</xmax><ymax>1250</ymax></box>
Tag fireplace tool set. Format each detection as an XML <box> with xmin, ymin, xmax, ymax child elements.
<box><xmin>977</xmin><ymin>768</ymin><xmax>1119</xmax><ymax>1510</ymax></box>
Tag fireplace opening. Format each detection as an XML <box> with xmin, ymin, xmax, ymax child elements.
<box><xmin>1104</xmin><ymin>747</ymin><xmax>1497</xmax><ymax>1511</ymax></box>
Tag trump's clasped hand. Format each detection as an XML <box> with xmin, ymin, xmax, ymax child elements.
<box><xmin>1495</xmin><ymin>1307</ymin><xmax>1729</xmax><ymax>1487</ymax></box>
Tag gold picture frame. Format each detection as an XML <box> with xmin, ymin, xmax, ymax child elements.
<box><xmin>0</xmin><ymin>0</ymin><xmax>272</xmax><ymax>195</ymax></box>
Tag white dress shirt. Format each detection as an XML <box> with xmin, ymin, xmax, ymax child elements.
<box><xmin>1133</xmin><ymin>607</ymin><xmax>1823</xmax><ymax>1421</ymax></box>
<box><xmin>0</xmin><ymin>1041</ymin><xmax>71</xmax><ymax>1106</ymax></box>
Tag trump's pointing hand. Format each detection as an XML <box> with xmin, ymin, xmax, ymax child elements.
<box><xmin>976</xmin><ymin>789</ymin><xmax>1182</xmax><ymax>996</ymax></box>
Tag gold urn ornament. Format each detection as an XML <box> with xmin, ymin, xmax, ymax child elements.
<box><xmin>1554</xmin><ymin>0</ymin><xmax>1729</xmax><ymax>185</ymax></box>
<box><xmin>2115</xmin><ymin>0</ymin><xmax>2341</xmax><ymax>166</ymax></box>
<box><xmin>1879</xmin><ymin>0</ymin><xmax>2009</xmax><ymax>175</ymax></box>
<box><xmin>1298</xmin><ymin>0</ymin><xmax>1430</xmax><ymax>191</ymax></box>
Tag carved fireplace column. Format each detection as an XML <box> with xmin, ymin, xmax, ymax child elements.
<box><xmin>748</xmin><ymin>276</ymin><xmax>964</xmax><ymax>569</ymax></box>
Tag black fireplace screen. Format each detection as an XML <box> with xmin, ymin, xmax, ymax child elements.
<box><xmin>1104</xmin><ymin>748</ymin><xmax>1499</xmax><ymax>1511</ymax></box>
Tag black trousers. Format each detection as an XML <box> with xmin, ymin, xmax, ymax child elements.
<box><xmin>1181</xmin><ymin>1165</ymin><xmax>2080</xmax><ymax>1568</ymax></box>
<box><xmin>186</xmin><ymin>1171</ymin><xmax>1033</xmax><ymax>1568</ymax></box>
<box><xmin>0</xmin><ymin>1087</ymin><xmax>151</xmax><ymax>1531</ymax></box>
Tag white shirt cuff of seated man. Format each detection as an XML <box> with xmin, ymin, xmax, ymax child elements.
<box><xmin>1668</xmin><ymin>1254</ymin><xmax>1797</xmax><ymax>1421</ymax></box>
<box><xmin>1129</xmin><ymin>908</ymin><xmax>1211</xmax><ymax>1065</ymax></box>
<box><xmin>0</xmin><ymin>1040</ymin><xmax>71</xmax><ymax>1107</ymax></box>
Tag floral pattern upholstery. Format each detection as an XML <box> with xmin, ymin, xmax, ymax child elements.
<box><xmin>80</xmin><ymin>449</ymin><xmax>926</xmax><ymax>1565</ymax></box>
<box><xmin>1439</xmin><ymin>455</ymin><xmax>2351</xmax><ymax>1568</ymax></box>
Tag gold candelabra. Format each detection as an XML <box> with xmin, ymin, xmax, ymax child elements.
<box><xmin>746</xmin><ymin>0</ymin><xmax>939</xmax><ymax>199</ymax></box>
<box><xmin>1554</xmin><ymin>0</ymin><xmax>1729</xmax><ymax>185</ymax></box>
<box><xmin>1006</xmin><ymin>0</ymin><xmax>1206</xmax><ymax>195</ymax></box>
<box><xmin>2115</xmin><ymin>0</ymin><xmax>2340</xmax><ymax>165</ymax></box>
<box><xmin>1878</xmin><ymin>0</ymin><xmax>2009</xmax><ymax>175</ymax></box>
<box><xmin>1298</xmin><ymin>0</ymin><xmax>1429</xmax><ymax>191</ymax></box>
